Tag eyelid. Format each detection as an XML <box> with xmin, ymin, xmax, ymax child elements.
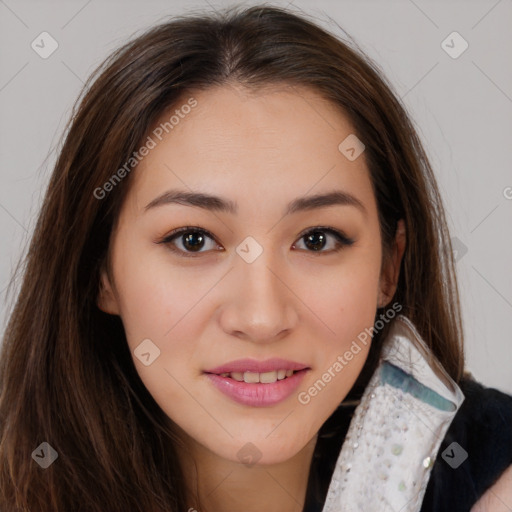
<box><xmin>157</xmin><ymin>225</ymin><xmax>355</xmax><ymax>257</ymax></box>
<box><xmin>159</xmin><ymin>226</ymin><xmax>217</xmax><ymax>244</ymax></box>
<box><xmin>157</xmin><ymin>226</ymin><xmax>221</xmax><ymax>258</ymax></box>
<box><xmin>296</xmin><ymin>225</ymin><xmax>354</xmax><ymax>245</ymax></box>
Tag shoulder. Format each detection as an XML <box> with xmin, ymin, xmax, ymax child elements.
<box><xmin>421</xmin><ymin>376</ymin><xmax>512</xmax><ymax>512</ymax></box>
<box><xmin>470</xmin><ymin>464</ymin><xmax>512</xmax><ymax>512</ymax></box>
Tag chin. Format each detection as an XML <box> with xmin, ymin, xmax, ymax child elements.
<box><xmin>223</xmin><ymin>431</ymin><xmax>313</xmax><ymax>467</ymax></box>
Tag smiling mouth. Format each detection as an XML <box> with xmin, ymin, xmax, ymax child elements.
<box><xmin>206</xmin><ymin>369</ymin><xmax>306</xmax><ymax>384</ymax></box>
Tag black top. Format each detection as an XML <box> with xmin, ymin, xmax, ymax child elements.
<box><xmin>303</xmin><ymin>377</ymin><xmax>512</xmax><ymax>511</ymax></box>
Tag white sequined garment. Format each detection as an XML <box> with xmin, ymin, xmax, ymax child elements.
<box><xmin>321</xmin><ymin>315</ymin><xmax>465</xmax><ymax>512</ymax></box>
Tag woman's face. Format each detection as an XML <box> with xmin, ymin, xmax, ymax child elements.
<box><xmin>99</xmin><ymin>84</ymin><xmax>402</xmax><ymax>465</ymax></box>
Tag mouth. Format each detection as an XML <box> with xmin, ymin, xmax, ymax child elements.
<box><xmin>203</xmin><ymin>358</ymin><xmax>310</xmax><ymax>383</ymax></box>
<box><xmin>203</xmin><ymin>358</ymin><xmax>310</xmax><ymax>406</ymax></box>
<box><xmin>205</xmin><ymin>368</ymin><xmax>305</xmax><ymax>384</ymax></box>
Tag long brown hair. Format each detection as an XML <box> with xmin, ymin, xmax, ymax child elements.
<box><xmin>0</xmin><ymin>4</ymin><xmax>465</xmax><ymax>511</ymax></box>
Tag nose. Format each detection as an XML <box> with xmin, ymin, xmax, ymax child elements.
<box><xmin>218</xmin><ymin>253</ymin><xmax>299</xmax><ymax>344</ymax></box>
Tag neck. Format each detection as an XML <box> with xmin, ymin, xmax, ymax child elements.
<box><xmin>178</xmin><ymin>433</ymin><xmax>319</xmax><ymax>512</ymax></box>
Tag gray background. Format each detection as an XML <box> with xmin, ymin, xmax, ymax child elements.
<box><xmin>1</xmin><ymin>0</ymin><xmax>511</xmax><ymax>393</ymax></box>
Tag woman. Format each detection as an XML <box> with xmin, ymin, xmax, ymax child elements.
<box><xmin>0</xmin><ymin>4</ymin><xmax>510</xmax><ymax>511</ymax></box>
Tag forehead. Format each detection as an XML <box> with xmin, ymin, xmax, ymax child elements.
<box><xmin>129</xmin><ymin>84</ymin><xmax>375</xmax><ymax>215</ymax></box>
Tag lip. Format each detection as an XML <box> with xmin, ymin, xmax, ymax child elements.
<box><xmin>204</xmin><ymin>358</ymin><xmax>309</xmax><ymax>374</ymax></box>
<box><xmin>205</xmin><ymin>369</ymin><xmax>310</xmax><ymax>407</ymax></box>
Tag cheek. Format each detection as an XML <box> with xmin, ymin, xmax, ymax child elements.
<box><xmin>112</xmin><ymin>253</ymin><xmax>204</xmax><ymax>427</ymax></box>
<box><xmin>110</xmin><ymin>240</ymin><xmax>210</xmax><ymax>392</ymax></box>
<box><xmin>111</xmin><ymin>235</ymin><xmax>196</xmax><ymax>343</ymax></box>
<box><xmin>295</xmin><ymin>251</ymin><xmax>380</xmax><ymax>401</ymax></box>
<box><xmin>298</xmin><ymin>251</ymin><xmax>381</xmax><ymax>343</ymax></box>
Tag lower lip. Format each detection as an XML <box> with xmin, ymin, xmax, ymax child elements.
<box><xmin>204</xmin><ymin>369</ymin><xmax>309</xmax><ymax>407</ymax></box>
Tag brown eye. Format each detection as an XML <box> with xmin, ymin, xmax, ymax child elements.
<box><xmin>303</xmin><ymin>231</ymin><xmax>328</xmax><ymax>251</ymax></box>
<box><xmin>293</xmin><ymin>227</ymin><xmax>354</xmax><ymax>254</ymax></box>
<box><xmin>159</xmin><ymin>227</ymin><xmax>220</xmax><ymax>257</ymax></box>
<box><xmin>180</xmin><ymin>231</ymin><xmax>207</xmax><ymax>252</ymax></box>
<box><xmin>158</xmin><ymin>225</ymin><xmax>354</xmax><ymax>258</ymax></box>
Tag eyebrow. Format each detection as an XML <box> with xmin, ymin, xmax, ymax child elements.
<box><xmin>144</xmin><ymin>188</ymin><xmax>367</xmax><ymax>217</ymax></box>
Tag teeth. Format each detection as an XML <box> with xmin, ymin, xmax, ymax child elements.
<box><xmin>260</xmin><ymin>371</ymin><xmax>278</xmax><ymax>383</ymax></box>
<box><xmin>244</xmin><ymin>371</ymin><xmax>260</xmax><ymax>383</ymax></box>
<box><xmin>219</xmin><ymin>369</ymin><xmax>298</xmax><ymax>383</ymax></box>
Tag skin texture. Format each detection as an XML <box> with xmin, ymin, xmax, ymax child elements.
<box><xmin>98</xmin><ymin>83</ymin><xmax>406</xmax><ymax>512</ymax></box>
<box><xmin>470</xmin><ymin>464</ymin><xmax>512</xmax><ymax>512</ymax></box>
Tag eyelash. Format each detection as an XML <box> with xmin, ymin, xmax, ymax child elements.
<box><xmin>157</xmin><ymin>225</ymin><xmax>355</xmax><ymax>258</ymax></box>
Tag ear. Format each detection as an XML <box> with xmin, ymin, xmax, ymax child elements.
<box><xmin>97</xmin><ymin>266</ymin><xmax>121</xmax><ymax>315</ymax></box>
<box><xmin>378</xmin><ymin>219</ymin><xmax>406</xmax><ymax>308</ymax></box>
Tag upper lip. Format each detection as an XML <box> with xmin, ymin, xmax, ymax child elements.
<box><xmin>204</xmin><ymin>358</ymin><xmax>310</xmax><ymax>374</ymax></box>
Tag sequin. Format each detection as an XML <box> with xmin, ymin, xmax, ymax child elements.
<box><xmin>391</xmin><ymin>444</ymin><xmax>403</xmax><ymax>456</ymax></box>
<box><xmin>377</xmin><ymin>470</ymin><xmax>388</xmax><ymax>481</ymax></box>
